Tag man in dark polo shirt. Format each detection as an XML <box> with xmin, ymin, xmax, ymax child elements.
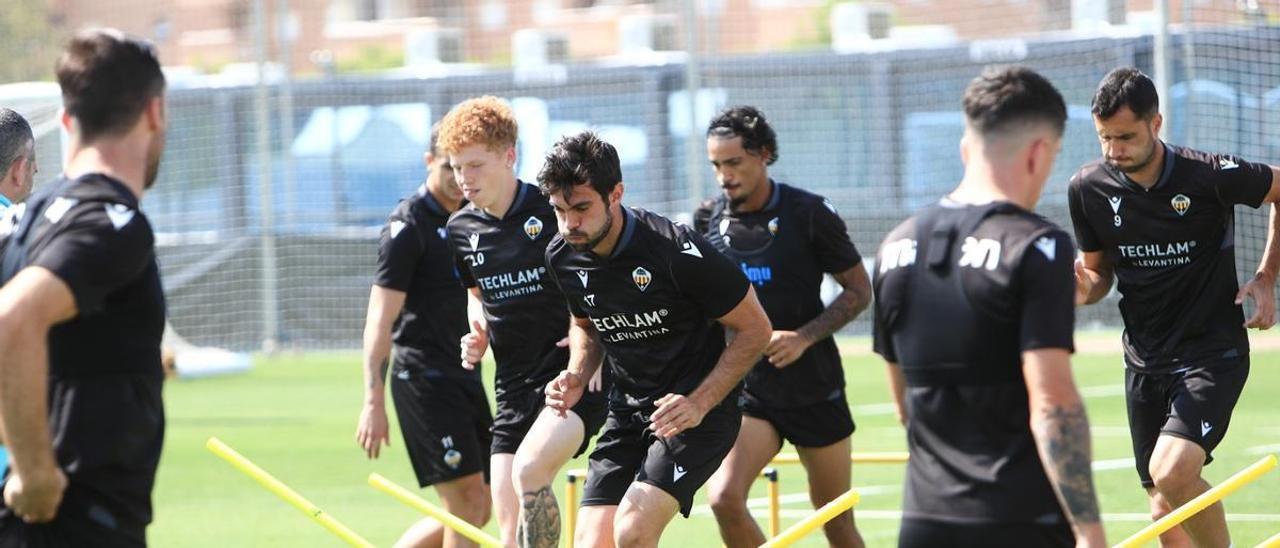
<box><xmin>356</xmin><ymin>126</ymin><xmax>491</xmax><ymax>547</ymax></box>
<box><xmin>440</xmin><ymin>97</ymin><xmax>608</xmax><ymax>548</ymax></box>
<box><xmin>874</xmin><ymin>66</ymin><xmax>1105</xmax><ymax>547</ymax></box>
<box><xmin>694</xmin><ymin>106</ymin><xmax>870</xmax><ymax>548</ymax></box>
<box><xmin>0</xmin><ymin>29</ymin><xmax>169</xmax><ymax>547</ymax></box>
<box><xmin>1071</xmin><ymin>67</ymin><xmax>1280</xmax><ymax>547</ymax></box>
<box><xmin>541</xmin><ymin>130</ymin><xmax>772</xmax><ymax>547</ymax></box>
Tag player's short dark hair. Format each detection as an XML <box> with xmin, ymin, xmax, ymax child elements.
<box><xmin>537</xmin><ymin>130</ymin><xmax>622</xmax><ymax>202</ymax></box>
<box><xmin>0</xmin><ymin>108</ymin><xmax>34</xmax><ymax>175</ymax></box>
<box><xmin>962</xmin><ymin>65</ymin><xmax>1066</xmax><ymax>138</ymax></box>
<box><xmin>706</xmin><ymin>105</ymin><xmax>779</xmax><ymax>165</ymax></box>
<box><xmin>56</xmin><ymin>29</ymin><xmax>165</xmax><ymax>143</ymax></box>
<box><xmin>1092</xmin><ymin>67</ymin><xmax>1159</xmax><ymax>120</ymax></box>
<box><xmin>429</xmin><ymin>122</ymin><xmax>443</xmax><ymax>157</ymax></box>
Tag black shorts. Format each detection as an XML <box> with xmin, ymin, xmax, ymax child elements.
<box><xmin>898</xmin><ymin>517</ymin><xmax>1072</xmax><ymax>548</ymax></box>
<box><xmin>741</xmin><ymin>390</ymin><xmax>855</xmax><ymax>448</ymax></box>
<box><xmin>581</xmin><ymin>397</ymin><xmax>741</xmax><ymax>517</ymax></box>
<box><xmin>0</xmin><ymin>494</ymin><xmax>145</xmax><ymax>548</ymax></box>
<box><xmin>491</xmin><ymin>386</ymin><xmax>607</xmax><ymax>457</ymax></box>
<box><xmin>1125</xmin><ymin>356</ymin><xmax>1249</xmax><ymax>488</ymax></box>
<box><xmin>390</xmin><ymin>369</ymin><xmax>493</xmax><ymax>487</ymax></box>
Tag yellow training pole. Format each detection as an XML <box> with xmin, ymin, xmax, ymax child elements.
<box><xmin>205</xmin><ymin>437</ymin><xmax>374</xmax><ymax>548</ymax></box>
<box><xmin>368</xmin><ymin>473</ymin><xmax>503</xmax><ymax>548</ymax></box>
<box><xmin>760</xmin><ymin>489</ymin><xmax>860</xmax><ymax>548</ymax></box>
<box><xmin>1257</xmin><ymin>530</ymin><xmax>1280</xmax><ymax>548</ymax></box>
<box><xmin>762</xmin><ymin>467</ymin><xmax>780</xmax><ymax>538</ymax></box>
<box><xmin>566</xmin><ymin>469</ymin><xmax>586</xmax><ymax>548</ymax></box>
<box><xmin>770</xmin><ymin>452</ymin><xmax>909</xmax><ymax>465</ymax></box>
<box><xmin>1115</xmin><ymin>454</ymin><xmax>1278</xmax><ymax>548</ymax></box>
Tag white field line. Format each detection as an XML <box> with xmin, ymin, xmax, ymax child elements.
<box><xmin>1245</xmin><ymin>444</ymin><xmax>1280</xmax><ymax>456</ymax></box>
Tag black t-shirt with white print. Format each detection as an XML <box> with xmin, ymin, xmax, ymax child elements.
<box><xmin>546</xmin><ymin>207</ymin><xmax>751</xmax><ymax>411</ymax></box>
<box><xmin>0</xmin><ymin>174</ymin><xmax>166</xmax><ymax>539</ymax></box>
<box><xmin>693</xmin><ymin>181</ymin><xmax>862</xmax><ymax>408</ymax></box>
<box><xmin>1068</xmin><ymin>143</ymin><xmax>1273</xmax><ymax>371</ymax></box>
<box><xmin>373</xmin><ymin>185</ymin><xmax>472</xmax><ymax>380</ymax></box>
<box><xmin>445</xmin><ymin>181</ymin><xmax>567</xmax><ymax>397</ymax></box>
<box><xmin>872</xmin><ymin>200</ymin><xmax>1075</xmax><ymax>525</ymax></box>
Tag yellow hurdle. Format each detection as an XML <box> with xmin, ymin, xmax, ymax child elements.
<box><xmin>368</xmin><ymin>473</ymin><xmax>503</xmax><ymax>548</ymax></box>
<box><xmin>760</xmin><ymin>488</ymin><xmax>860</xmax><ymax>548</ymax></box>
<box><xmin>205</xmin><ymin>437</ymin><xmax>374</xmax><ymax>548</ymax></box>
<box><xmin>1114</xmin><ymin>454</ymin><xmax>1278</xmax><ymax>548</ymax></box>
<box><xmin>770</xmin><ymin>452</ymin><xmax>909</xmax><ymax>465</ymax></box>
<box><xmin>565</xmin><ymin>468</ymin><xmax>587</xmax><ymax>548</ymax></box>
<box><xmin>762</xmin><ymin>467</ymin><xmax>780</xmax><ymax>538</ymax></box>
<box><xmin>1258</xmin><ymin>530</ymin><xmax>1280</xmax><ymax>548</ymax></box>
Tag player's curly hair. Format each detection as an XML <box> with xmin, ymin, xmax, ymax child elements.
<box><xmin>437</xmin><ymin>96</ymin><xmax>518</xmax><ymax>154</ymax></box>
<box><xmin>538</xmin><ymin>130</ymin><xmax>621</xmax><ymax>202</ymax></box>
<box><xmin>706</xmin><ymin>105</ymin><xmax>779</xmax><ymax>165</ymax></box>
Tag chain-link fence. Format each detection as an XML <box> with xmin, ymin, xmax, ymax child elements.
<box><xmin>4</xmin><ymin>1</ymin><xmax>1280</xmax><ymax>351</ymax></box>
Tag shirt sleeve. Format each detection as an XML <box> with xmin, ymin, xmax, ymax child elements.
<box><xmin>372</xmin><ymin>208</ymin><xmax>424</xmax><ymax>292</ymax></box>
<box><xmin>669</xmin><ymin>230</ymin><xmax>750</xmax><ymax>319</ymax></box>
<box><xmin>1067</xmin><ymin>176</ymin><xmax>1103</xmax><ymax>253</ymax></box>
<box><xmin>1017</xmin><ymin>228</ymin><xmax>1076</xmax><ymax>353</ymax></box>
<box><xmin>29</xmin><ymin>202</ymin><xmax>154</xmax><ymax>316</ymax></box>
<box><xmin>1208</xmin><ymin>154</ymin><xmax>1273</xmax><ymax>208</ymax></box>
<box><xmin>809</xmin><ymin>199</ymin><xmax>863</xmax><ymax>273</ymax></box>
<box><xmin>870</xmin><ymin>242</ymin><xmax>898</xmax><ymax>363</ymax></box>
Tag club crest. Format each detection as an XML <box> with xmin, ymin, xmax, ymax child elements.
<box><xmin>632</xmin><ymin>267</ymin><xmax>652</xmax><ymax>292</ymax></box>
<box><xmin>1171</xmin><ymin>194</ymin><xmax>1191</xmax><ymax>216</ymax></box>
<box><xmin>524</xmin><ymin>216</ymin><xmax>544</xmax><ymax>240</ymax></box>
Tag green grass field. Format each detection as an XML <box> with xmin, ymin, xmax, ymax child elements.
<box><xmin>150</xmin><ymin>334</ymin><xmax>1280</xmax><ymax>547</ymax></box>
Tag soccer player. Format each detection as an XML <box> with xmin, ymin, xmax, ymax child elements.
<box><xmin>439</xmin><ymin>97</ymin><xmax>607</xmax><ymax>548</ymax></box>
<box><xmin>872</xmin><ymin>66</ymin><xmax>1105</xmax><ymax>547</ymax></box>
<box><xmin>356</xmin><ymin>125</ymin><xmax>492</xmax><ymax>548</ymax></box>
<box><xmin>1070</xmin><ymin>67</ymin><xmax>1280</xmax><ymax>547</ymax></box>
<box><xmin>694</xmin><ymin>106</ymin><xmax>870</xmax><ymax>548</ymax></box>
<box><xmin>541</xmin><ymin>130</ymin><xmax>772</xmax><ymax>547</ymax></box>
<box><xmin>0</xmin><ymin>29</ymin><xmax>169</xmax><ymax>547</ymax></box>
<box><xmin>0</xmin><ymin>108</ymin><xmax>38</xmax><ymax>210</ymax></box>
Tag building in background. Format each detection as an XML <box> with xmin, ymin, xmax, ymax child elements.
<box><xmin>36</xmin><ymin>0</ymin><xmax>1275</xmax><ymax>77</ymax></box>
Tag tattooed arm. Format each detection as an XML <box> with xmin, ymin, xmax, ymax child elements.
<box><xmin>766</xmin><ymin>264</ymin><xmax>871</xmax><ymax>368</ymax></box>
<box><xmin>796</xmin><ymin>265</ymin><xmax>871</xmax><ymax>343</ymax></box>
<box><xmin>1023</xmin><ymin>348</ymin><xmax>1106</xmax><ymax>547</ymax></box>
<box><xmin>355</xmin><ymin>285</ymin><xmax>406</xmax><ymax>459</ymax></box>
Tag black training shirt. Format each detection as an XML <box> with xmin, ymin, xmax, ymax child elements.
<box><xmin>373</xmin><ymin>185</ymin><xmax>472</xmax><ymax>380</ymax></box>
<box><xmin>546</xmin><ymin>207</ymin><xmax>750</xmax><ymax>410</ymax></box>
<box><xmin>872</xmin><ymin>200</ymin><xmax>1075</xmax><ymax>525</ymax></box>
<box><xmin>0</xmin><ymin>174</ymin><xmax>166</xmax><ymax>539</ymax></box>
<box><xmin>694</xmin><ymin>181</ymin><xmax>862</xmax><ymax>408</ymax></box>
<box><xmin>1068</xmin><ymin>144</ymin><xmax>1273</xmax><ymax>371</ymax></box>
<box><xmin>446</xmin><ymin>181</ymin><xmax>567</xmax><ymax>397</ymax></box>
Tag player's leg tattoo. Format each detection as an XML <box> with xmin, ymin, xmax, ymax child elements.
<box><xmin>519</xmin><ymin>486</ymin><xmax>560</xmax><ymax>548</ymax></box>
